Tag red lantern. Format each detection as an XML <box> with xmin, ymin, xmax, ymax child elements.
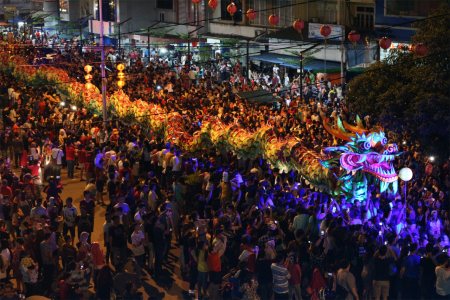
<box><xmin>414</xmin><ymin>43</ymin><xmax>427</xmax><ymax>56</ymax></box>
<box><xmin>208</xmin><ymin>0</ymin><xmax>218</xmax><ymax>12</ymax></box>
<box><xmin>408</xmin><ymin>45</ymin><xmax>413</xmax><ymax>51</ymax></box>
<box><xmin>320</xmin><ymin>25</ymin><xmax>331</xmax><ymax>44</ymax></box>
<box><xmin>397</xmin><ymin>44</ymin><xmax>404</xmax><ymax>50</ymax></box>
<box><xmin>227</xmin><ymin>3</ymin><xmax>237</xmax><ymax>17</ymax></box>
<box><xmin>348</xmin><ymin>30</ymin><xmax>360</xmax><ymax>48</ymax></box>
<box><xmin>247</xmin><ymin>9</ymin><xmax>256</xmax><ymax>24</ymax></box>
<box><xmin>293</xmin><ymin>20</ymin><xmax>304</xmax><ymax>34</ymax></box>
<box><xmin>379</xmin><ymin>37</ymin><xmax>391</xmax><ymax>52</ymax></box>
<box><xmin>192</xmin><ymin>0</ymin><xmax>199</xmax><ymax>5</ymax></box>
<box><xmin>269</xmin><ymin>14</ymin><xmax>279</xmax><ymax>27</ymax></box>
<box><xmin>192</xmin><ymin>42</ymin><xmax>198</xmax><ymax>47</ymax></box>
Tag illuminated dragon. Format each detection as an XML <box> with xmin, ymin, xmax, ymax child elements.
<box><xmin>0</xmin><ymin>51</ymin><xmax>400</xmax><ymax>203</ymax></box>
<box><xmin>289</xmin><ymin>116</ymin><xmax>400</xmax><ymax>202</ymax></box>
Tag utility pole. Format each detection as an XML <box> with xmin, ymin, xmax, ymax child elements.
<box><xmin>79</xmin><ymin>14</ymin><xmax>91</xmax><ymax>55</ymax></box>
<box><xmin>99</xmin><ymin>0</ymin><xmax>107</xmax><ymax>129</ymax></box>
<box><xmin>146</xmin><ymin>21</ymin><xmax>161</xmax><ymax>66</ymax></box>
<box><xmin>299</xmin><ymin>43</ymin><xmax>321</xmax><ymax>102</ymax></box>
<box><xmin>116</xmin><ymin>17</ymin><xmax>131</xmax><ymax>57</ymax></box>
<box><xmin>187</xmin><ymin>25</ymin><xmax>203</xmax><ymax>71</ymax></box>
<box><xmin>246</xmin><ymin>31</ymin><xmax>267</xmax><ymax>81</ymax></box>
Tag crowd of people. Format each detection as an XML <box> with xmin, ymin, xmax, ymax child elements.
<box><xmin>0</xmin><ymin>36</ymin><xmax>448</xmax><ymax>300</ymax></box>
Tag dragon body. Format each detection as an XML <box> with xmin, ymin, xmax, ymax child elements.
<box><xmin>0</xmin><ymin>51</ymin><xmax>400</xmax><ymax>202</ymax></box>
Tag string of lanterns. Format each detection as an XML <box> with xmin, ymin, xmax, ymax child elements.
<box><xmin>203</xmin><ymin>0</ymin><xmax>428</xmax><ymax>56</ymax></box>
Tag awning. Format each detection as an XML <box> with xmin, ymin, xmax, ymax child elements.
<box><xmin>235</xmin><ymin>90</ymin><xmax>281</xmax><ymax>104</ymax></box>
<box><xmin>249</xmin><ymin>52</ymin><xmax>341</xmax><ymax>71</ymax></box>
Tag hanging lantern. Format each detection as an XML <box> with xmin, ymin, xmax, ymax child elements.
<box><xmin>247</xmin><ymin>9</ymin><xmax>257</xmax><ymax>25</ymax></box>
<box><xmin>84</xmin><ymin>65</ymin><xmax>92</xmax><ymax>73</ymax></box>
<box><xmin>192</xmin><ymin>0</ymin><xmax>199</xmax><ymax>6</ymax></box>
<box><xmin>117</xmin><ymin>80</ymin><xmax>125</xmax><ymax>89</ymax></box>
<box><xmin>348</xmin><ymin>30</ymin><xmax>360</xmax><ymax>48</ymax></box>
<box><xmin>379</xmin><ymin>37</ymin><xmax>391</xmax><ymax>52</ymax></box>
<box><xmin>397</xmin><ymin>44</ymin><xmax>405</xmax><ymax>50</ymax></box>
<box><xmin>408</xmin><ymin>45</ymin><xmax>413</xmax><ymax>51</ymax></box>
<box><xmin>208</xmin><ymin>0</ymin><xmax>218</xmax><ymax>12</ymax></box>
<box><xmin>269</xmin><ymin>14</ymin><xmax>279</xmax><ymax>28</ymax></box>
<box><xmin>390</xmin><ymin>43</ymin><xmax>395</xmax><ymax>50</ymax></box>
<box><xmin>293</xmin><ymin>19</ymin><xmax>304</xmax><ymax>37</ymax></box>
<box><xmin>227</xmin><ymin>3</ymin><xmax>237</xmax><ymax>17</ymax></box>
<box><xmin>320</xmin><ymin>25</ymin><xmax>331</xmax><ymax>45</ymax></box>
<box><xmin>414</xmin><ymin>43</ymin><xmax>427</xmax><ymax>56</ymax></box>
<box><xmin>117</xmin><ymin>64</ymin><xmax>125</xmax><ymax>71</ymax></box>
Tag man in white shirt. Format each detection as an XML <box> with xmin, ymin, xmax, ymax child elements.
<box><xmin>171</xmin><ymin>150</ymin><xmax>182</xmax><ymax>178</ymax></box>
<box><xmin>62</xmin><ymin>197</ymin><xmax>78</xmax><ymax>244</ymax></box>
<box><xmin>114</xmin><ymin>196</ymin><xmax>130</xmax><ymax>214</ymax></box>
<box><xmin>134</xmin><ymin>204</ymin><xmax>146</xmax><ymax>224</ymax></box>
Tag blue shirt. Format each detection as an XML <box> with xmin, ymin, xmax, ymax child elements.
<box><xmin>271</xmin><ymin>263</ymin><xmax>290</xmax><ymax>294</ymax></box>
<box><xmin>402</xmin><ymin>254</ymin><xmax>421</xmax><ymax>279</ymax></box>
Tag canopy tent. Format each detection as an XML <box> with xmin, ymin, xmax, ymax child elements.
<box><xmin>8</xmin><ymin>16</ymin><xmax>32</xmax><ymax>23</ymax></box>
<box><xmin>249</xmin><ymin>52</ymin><xmax>341</xmax><ymax>71</ymax></box>
<box><xmin>0</xmin><ymin>22</ymin><xmax>8</xmax><ymax>26</ymax></box>
<box><xmin>235</xmin><ymin>90</ymin><xmax>282</xmax><ymax>105</ymax></box>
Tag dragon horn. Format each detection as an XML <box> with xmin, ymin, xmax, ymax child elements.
<box><xmin>323</xmin><ymin>118</ymin><xmax>356</xmax><ymax>142</ymax></box>
<box><xmin>342</xmin><ymin>119</ymin><xmax>370</xmax><ymax>135</ymax></box>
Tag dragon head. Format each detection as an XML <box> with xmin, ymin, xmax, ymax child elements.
<box><xmin>321</xmin><ymin>117</ymin><xmax>400</xmax><ymax>198</ymax></box>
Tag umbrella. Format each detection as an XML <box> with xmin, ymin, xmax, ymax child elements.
<box><xmin>0</xmin><ymin>22</ymin><xmax>8</xmax><ymax>26</ymax></box>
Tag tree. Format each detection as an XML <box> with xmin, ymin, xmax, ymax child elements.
<box><xmin>221</xmin><ymin>38</ymin><xmax>244</xmax><ymax>64</ymax></box>
<box><xmin>278</xmin><ymin>48</ymin><xmax>320</xmax><ymax>68</ymax></box>
<box><xmin>346</xmin><ymin>2</ymin><xmax>450</xmax><ymax>157</ymax></box>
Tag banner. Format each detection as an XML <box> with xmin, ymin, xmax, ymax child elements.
<box><xmin>308</xmin><ymin>23</ymin><xmax>344</xmax><ymax>42</ymax></box>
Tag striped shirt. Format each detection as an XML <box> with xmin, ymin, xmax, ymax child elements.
<box><xmin>271</xmin><ymin>263</ymin><xmax>291</xmax><ymax>294</ymax></box>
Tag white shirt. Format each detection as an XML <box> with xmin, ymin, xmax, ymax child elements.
<box><xmin>62</xmin><ymin>205</ymin><xmax>78</xmax><ymax>226</ymax></box>
<box><xmin>171</xmin><ymin>156</ymin><xmax>181</xmax><ymax>171</ymax></box>
<box><xmin>131</xmin><ymin>231</ymin><xmax>145</xmax><ymax>256</ymax></box>
<box><xmin>115</xmin><ymin>203</ymin><xmax>130</xmax><ymax>214</ymax></box>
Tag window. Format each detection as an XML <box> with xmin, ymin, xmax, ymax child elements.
<box><xmin>95</xmin><ymin>0</ymin><xmax>117</xmax><ymax>22</ymax></box>
<box><xmin>246</xmin><ymin>0</ymin><xmax>293</xmax><ymax>26</ymax></box>
<box><xmin>385</xmin><ymin>0</ymin><xmax>443</xmax><ymax>17</ymax></box>
<box><xmin>356</xmin><ymin>6</ymin><xmax>374</xmax><ymax>28</ymax></box>
<box><xmin>316</xmin><ymin>2</ymin><xmax>337</xmax><ymax>24</ymax></box>
<box><xmin>156</xmin><ymin>0</ymin><xmax>173</xmax><ymax>10</ymax></box>
<box><xmin>221</xmin><ymin>0</ymin><xmax>242</xmax><ymax>21</ymax></box>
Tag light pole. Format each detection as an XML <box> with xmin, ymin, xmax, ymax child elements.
<box><xmin>79</xmin><ymin>14</ymin><xmax>91</xmax><ymax>55</ymax></box>
<box><xmin>116</xmin><ymin>17</ymin><xmax>131</xmax><ymax>57</ymax></box>
<box><xmin>246</xmin><ymin>31</ymin><xmax>266</xmax><ymax>81</ymax></box>
<box><xmin>146</xmin><ymin>21</ymin><xmax>161</xmax><ymax>65</ymax></box>
<box><xmin>187</xmin><ymin>25</ymin><xmax>203</xmax><ymax>71</ymax></box>
<box><xmin>298</xmin><ymin>43</ymin><xmax>321</xmax><ymax>102</ymax></box>
<box><xmin>99</xmin><ymin>0</ymin><xmax>107</xmax><ymax>129</ymax></box>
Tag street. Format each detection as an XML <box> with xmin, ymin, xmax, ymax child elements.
<box><xmin>57</xmin><ymin>169</ymin><xmax>190</xmax><ymax>300</ymax></box>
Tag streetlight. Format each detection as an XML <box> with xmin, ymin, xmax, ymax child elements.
<box><xmin>117</xmin><ymin>63</ymin><xmax>125</xmax><ymax>89</ymax></box>
<box><xmin>246</xmin><ymin>31</ymin><xmax>267</xmax><ymax>81</ymax></box>
<box><xmin>398</xmin><ymin>167</ymin><xmax>413</xmax><ymax>230</ymax></box>
<box><xmin>116</xmin><ymin>17</ymin><xmax>131</xmax><ymax>57</ymax></box>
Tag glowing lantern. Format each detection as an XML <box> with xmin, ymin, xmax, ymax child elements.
<box><xmin>399</xmin><ymin>168</ymin><xmax>413</xmax><ymax>182</ymax></box>
<box><xmin>227</xmin><ymin>3</ymin><xmax>237</xmax><ymax>17</ymax></box>
<box><xmin>293</xmin><ymin>19</ymin><xmax>304</xmax><ymax>35</ymax></box>
<box><xmin>208</xmin><ymin>0</ymin><xmax>218</xmax><ymax>12</ymax></box>
<box><xmin>117</xmin><ymin>80</ymin><xmax>125</xmax><ymax>89</ymax></box>
<box><xmin>390</xmin><ymin>43</ymin><xmax>395</xmax><ymax>50</ymax></box>
<box><xmin>320</xmin><ymin>25</ymin><xmax>331</xmax><ymax>45</ymax></box>
<box><xmin>247</xmin><ymin>9</ymin><xmax>256</xmax><ymax>24</ymax></box>
<box><xmin>408</xmin><ymin>45</ymin><xmax>413</xmax><ymax>51</ymax></box>
<box><xmin>414</xmin><ymin>43</ymin><xmax>427</xmax><ymax>56</ymax></box>
<box><xmin>192</xmin><ymin>0</ymin><xmax>199</xmax><ymax>5</ymax></box>
<box><xmin>379</xmin><ymin>37</ymin><xmax>391</xmax><ymax>52</ymax></box>
<box><xmin>269</xmin><ymin>14</ymin><xmax>279</xmax><ymax>27</ymax></box>
<box><xmin>117</xmin><ymin>64</ymin><xmax>125</xmax><ymax>71</ymax></box>
<box><xmin>397</xmin><ymin>44</ymin><xmax>405</xmax><ymax>50</ymax></box>
<box><xmin>84</xmin><ymin>65</ymin><xmax>92</xmax><ymax>73</ymax></box>
<box><xmin>348</xmin><ymin>30</ymin><xmax>360</xmax><ymax>48</ymax></box>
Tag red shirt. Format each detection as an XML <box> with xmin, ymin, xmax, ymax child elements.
<box><xmin>207</xmin><ymin>252</ymin><xmax>221</xmax><ymax>272</ymax></box>
<box><xmin>59</xmin><ymin>280</ymin><xmax>70</xmax><ymax>300</ymax></box>
<box><xmin>78</xmin><ymin>150</ymin><xmax>86</xmax><ymax>163</ymax></box>
<box><xmin>38</xmin><ymin>102</ymin><xmax>46</xmax><ymax>114</ymax></box>
<box><xmin>288</xmin><ymin>263</ymin><xmax>302</xmax><ymax>285</ymax></box>
<box><xmin>0</xmin><ymin>186</ymin><xmax>12</xmax><ymax>196</ymax></box>
<box><xmin>66</xmin><ymin>146</ymin><xmax>75</xmax><ymax>160</ymax></box>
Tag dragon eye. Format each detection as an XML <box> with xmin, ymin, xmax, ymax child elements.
<box><xmin>381</xmin><ymin>137</ymin><xmax>387</xmax><ymax>145</ymax></box>
<box><xmin>363</xmin><ymin>142</ymin><xmax>371</xmax><ymax>150</ymax></box>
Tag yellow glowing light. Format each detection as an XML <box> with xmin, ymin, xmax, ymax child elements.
<box><xmin>117</xmin><ymin>80</ymin><xmax>125</xmax><ymax>88</ymax></box>
<box><xmin>85</xmin><ymin>74</ymin><xmax>93</xmax><ymax>81</ymax></box>
<box><xmin>118</xmin><ymin>72</ymin><xmax>125</xmax><ymax>79</ymax></box>
<box><xmin>84</xmin><ymin>65</ymin><xmax>92</xmax><ymax>73</ymax></box>
<box><xmin>117</xmin><ymin>64</ymin><xmax>125</xmax><ymax>71</ymax></box>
